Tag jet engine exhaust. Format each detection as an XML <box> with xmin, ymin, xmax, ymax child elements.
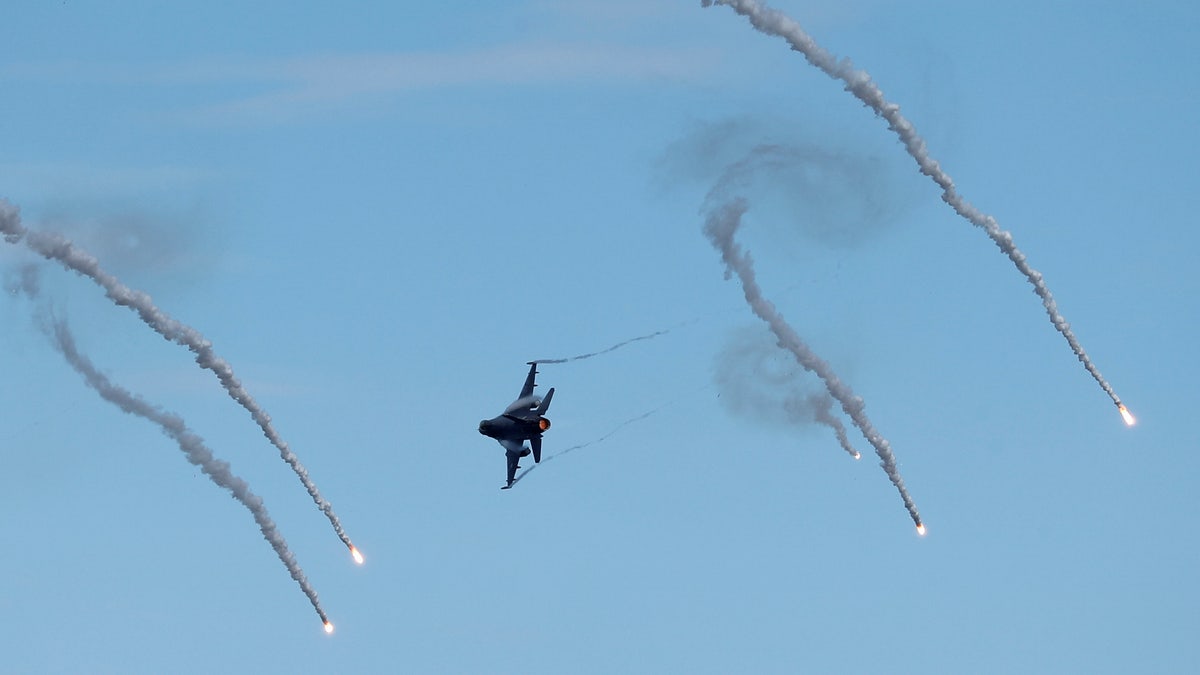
<box><xmin>510</xmin><ymin>408</ymin><xmax>664</xmax><ymax>487</ymax></box>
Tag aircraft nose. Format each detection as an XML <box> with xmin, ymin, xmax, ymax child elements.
<box><xmin>478</xmin><ymin>420</ymin><xmax>488</xmax><ymax>434</ymax></box>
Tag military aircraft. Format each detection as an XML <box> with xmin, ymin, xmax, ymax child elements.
<box><xmin>478</xmin><ymin>361</ymin><xmax>555</xmax><ymax>489</ymax></box>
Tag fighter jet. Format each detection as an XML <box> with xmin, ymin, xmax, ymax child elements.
<box><xmin>478</xmin><ymin>361</ymin><xmax>555</xmax><ymax>489</ymax></box>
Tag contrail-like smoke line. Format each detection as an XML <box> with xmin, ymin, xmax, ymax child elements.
<box><xmin>704</xmin><ymin>0</ymin><xmax>1126</xmax><ymax>414</ymax></box>
<box><xmin>511</xmin><ymin>406</ymin><xmax>671</xmax><ymax>487</ymax></box>
<box><xmin>43</xmin><ymin>313</ymin><xmax>331</xmax><ymax>629</ymax></box>
<box><xmin>530</xmin><ymin>327</ymin><xmax>674</xmax><ymax>364</ymax></box>
<box><xmin>0</xmin><ymin>199</ymin><xmax>359</xmax><ymax>555</ymax></box>
<box><xmin>705</xmin><ymin>198</ymin><xmax>922</xmax><ymax>530</ymax></box>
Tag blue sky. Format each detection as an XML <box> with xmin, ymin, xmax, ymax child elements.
<box><xmin>2</xmin><ymin>1</ymin><xmax>1197</xmax><ymax>672</ymax></box>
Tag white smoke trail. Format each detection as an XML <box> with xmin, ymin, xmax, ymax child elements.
<box><xmin>703</xmin><ymin>0</ymin><xmax>1125</xmax><ymax>414</ymax></box>
<box><xmin>800</xmin><ymin>393</ymin><xmax>861</xmax><ymax>460</ymax></box>
<box><xmin>715</xmin><ymin>328</ymin><xmax>861</xmax><ymax>460</ymax></box>
<box><xmin>41</xmin><ymin>310</ymin><xmax>331</xmax><ymax>629</ymax></box>
<box><xmin>0</xmin><ymin>199</ymin><xmax>358</xmax><ymax>555</ymax></box>
<box><xmin>705</xmin><ymin>197</ymin><xmax>922</xmax><ymax>530</ymax></box>
<box><xmin>530</xmin><ymin>327</ymin><xmax>675</xmax><ymax>364</ymax></box>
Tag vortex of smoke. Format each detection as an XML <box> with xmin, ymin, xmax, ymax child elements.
<box><xmin>704</xmin><ymin>0</ymin><xmax>1125</xmax><ymax>409</ymax></box>
<box><xmin>704</xmin><ymin>197</ymin><xmax>922</xmax><ymax>529</ymax></box>
<box><xmin>800</xmin><ymin>393</ymin><xmax>860</xmax><ymax>460</ymax></box>
<box><xmin>715</xmin><ymin>327</ymin><xmax>860</xmax><ymax>460</ymax></box>
<box><xmin>0</xmin><ymin>199</ymin><xmax>357</xmax><ymax>553</ymax></box>
<box><xmin>41</xmin><ymin>309</ymin><xmax>330</xmax><ymax>627</ymax></box>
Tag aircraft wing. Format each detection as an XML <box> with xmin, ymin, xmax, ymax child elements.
<box><xmin>502</xmin><ymin>362</ymin><xmax>542</xmax><ymax>418</ymax></box>
<box><xmin>505</xmin><ymin>450</ymin><xmax>519</xmax><ymax>488</ymax></box>
<box><xmin>499</xmin><ymin>438</ymin><xmax>525</xmax><ymax>455</ymax></box>
<box><xmin>499</xmin><ymin>438</ymin><xmax>525</xmax><ymax>489</ymax></box>
<box><xmin>518</xmin><ymin>361</ymin><xmax>539</xmax><ymax>400</ymax></box>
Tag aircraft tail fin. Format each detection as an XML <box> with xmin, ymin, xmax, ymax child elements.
<box><xmin>531</xmin><ymin>435</ymin><xmax>542</xmax><ymax>463</ymax></box>
<box><xmin>518</xmin><ymin>361</ymin><xmax>539</xmax><ymax>400</ymax></box>
<box><xmin>535</xmin><ymin>387</ymin><xmax>554</xmax><ymax>416</ymax></box>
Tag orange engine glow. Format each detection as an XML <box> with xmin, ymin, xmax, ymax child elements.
<box><xmin>1118</xmin><ymin>404</ymin><xmax>1136</xmax><ymax>427</ymax></box>
<box><xmin>539</xmin><ymin>417</ymin><xmax>551</xmax><ymax>431</ymax></box>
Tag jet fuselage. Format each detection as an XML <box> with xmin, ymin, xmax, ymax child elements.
<box><xmin>478</xmin><ymin>415</ymin><xmax>546</xmax><ymax>444</ymax></box>
<box><xmin>481</xmin><ymin>362</ymin><xmax>555</xmax><ymax>488</ymax></box>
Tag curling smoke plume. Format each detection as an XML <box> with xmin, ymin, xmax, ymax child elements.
<box><xmin>703</xmin><ymin>0</ymin><xmax>1129</xmax><ymax>420</ymax></box>
<box><xmin>716</xmin><ymin>328</ymin><xmax>861</xmax><ymax>461</ymax></box>
<box><xmin>704</xmin><ymin>198</ymin><xmax>922</xmax><ymax>530</ymax></box>
<box><xmin>4</xmin><ymin>263</ymin><xmax>42</xmax><ymax>297</ymax></box>
<box><xmin>803</xmin><ymin>393</ymin><xmax>860</xmax><ymax>460</ymax></box>
<box><xmin>530</xmin><ymin>327</ymin><xmax>673</xmax><ymax>364</ymax></box>
<box><xmin>0</xmin><ymin>199</ymin><xmax>360</xmax><ymax>556</ymax></box>
<box><xmin>42</xmin><ymin>311</ymin><xmax>331</xmax><ymax>629</ymax></box>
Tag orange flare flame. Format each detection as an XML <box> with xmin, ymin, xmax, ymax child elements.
<box><xmin>916</xmin><ymin>523</ymin><xmax>926</xmax><ymax>536</ymax></box>
<box><xmin>853</xmin><ymin>452</ymin><xmax>861</xmax><ymax>460</ymax></box>
<box><xmin>324</xmin><ymin>621</ymin><xmax>334</xmax><ymax>634</ymax></box>
<box><xmin>1118</xmin><ymin>405</ymin><xmax>1136</xmax><ymax>427</ymax></box>
<box><xmin>350</xmin><ymin>546</ymin><xmax>364</xmax><ymax>565</ymax></box>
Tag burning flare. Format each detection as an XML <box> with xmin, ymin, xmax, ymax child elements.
<box><xmin>916</xmin><ymin>523</ymin><xmax>927</xmax><ymax>536</ymax></box>
<box><xmin>0</xmin><ymin>200</ymin><xmax>357</xmax><ymax>553</ymax></box>
<box><xmin>704</xmin><ymin>199</ymin><xmax>924</xmax><ymax>533</ymax></box>
<box><xmin>324</xmin><ymin>621</ymin><xmax>335</xmax><ymax>634</ymax></box>
<box><xmin>701</xmin><ymin>0</ymin><xmax>1129</xmax><ymax>420</ymax></box>
<box><xmin>1118</xmin><ymin>404</ymin><xmax>1136</xmax><ymax>427</ymax></box>
<box><xmin>32</xmin><ymin>314</ymin><xmax>335</xmax><ymax>633</ymax></box>
<box><xmin>350</xmin><ymin>546</ymin><xmax>365</xmax><ymax>565</ymax></box>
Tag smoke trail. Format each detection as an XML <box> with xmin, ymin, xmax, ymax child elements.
<box><xmin>4</xmin><ymin>263</ymin><xmax>42</xmax><ymax>297</ymax></box>
<box><xmin>509</xmin><ymin>408</ymin><xmax>661</xmax><ymax>487</ymax></box>
<box><xmin>800</xmin><ymin>393</ymin><xmax>860</xmax><ymax>460</ymax></box>
<box><xmin>716</xmin><ymin>327</ymin><xmax>861</xmax><ymax>460</ymax></box>
<box><xmin>41</xmin><ymin>311</ymin><xmax>331</xmax><ymax>629</ymax></box>
<box><xmin>703</xmin><ymin>0</ymin><xmax>1125</xmax><ymax>412</ymax></box>
<box><xmin>704</xmin><ymin>197</ymin><xmax>922</xmax><ymax>530</ymax></box>
<box><xmin>0</xmin><ymin>199</ymin><xmax>358</xmax><ymax>555</ymax></box>
<box><xmin>530</xmin><ymin>327</ymin><xmax>675</xmax><ymax>364</ymax></box>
